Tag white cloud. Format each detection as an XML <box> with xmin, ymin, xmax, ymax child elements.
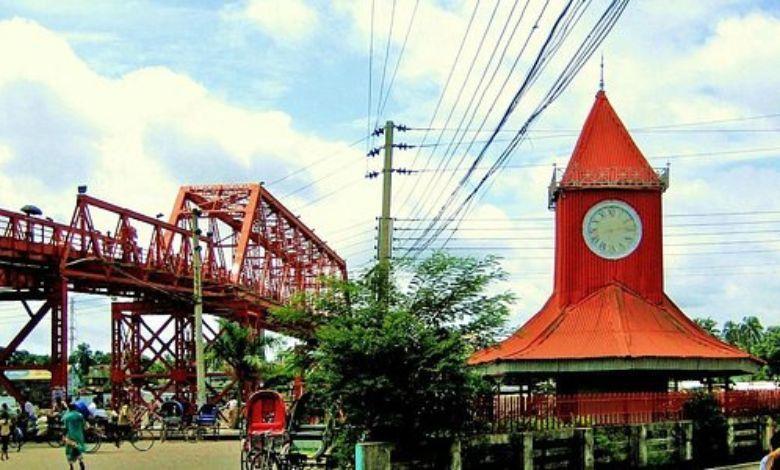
<box><xmin>240</xmin><ymin>0</ymin><xmax>319</xmax><ymax>42</ymax></box>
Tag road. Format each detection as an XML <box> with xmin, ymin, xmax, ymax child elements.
<box><xmin>9</xmin><ymin>440</ymin><xmax>239</xmax><ymax>469</ymax></box>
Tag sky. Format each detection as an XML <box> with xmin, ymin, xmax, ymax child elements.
<box><xmin>0</xmin><ymin>0</ymin><xmax>779</xmax><ymax>353</ymax></box>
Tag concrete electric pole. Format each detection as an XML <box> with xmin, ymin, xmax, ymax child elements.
<box><xmin>190</xmin><ymin>209</ymin><xmax>206</xmax><ymax>408</ymax></box>
<box><xmin>377</xmin><ymin>120</ymin><xmax>394</xmax><ymax>264</ymax></box>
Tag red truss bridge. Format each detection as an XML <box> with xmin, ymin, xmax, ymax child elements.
<box><xmin>0</xmin><ymin>183</ymin><xmax>346</xmax><ymax>405</ymax></box>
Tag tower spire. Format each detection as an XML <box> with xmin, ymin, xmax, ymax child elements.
<box><xmin>599</xmin><ymin>53</ymin><xmax>605</xmax><ymax>91</ymax></box>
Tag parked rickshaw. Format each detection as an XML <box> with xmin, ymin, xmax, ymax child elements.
<box><xmin>159</xmin><ymin>399</ymin><xmax>186</xmax><ymax>441</ymax></box>
<box><xmin>285</xmin><ymin>393</ymin><xmax>334</xmax><ymax>468</ymax></box>
<box><xmin>240</xmin><ymin>390</ymin><xmax>335</xmax><ymax>469</ymax></box>
<box><xmin>240</xmin><ymin>390</ymin><xmax>291</xmax><ymax>469</ymax></box>
<box><xmin>193</xmin><ymin>403</ymin><xmax>221</xmax><ymax>440</ymax></box>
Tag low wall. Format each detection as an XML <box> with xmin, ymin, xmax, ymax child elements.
<box><xmin>356</xmin><ymin>415</ymin><xmax>775</xmax><ymax>468</ymax></box>
<box><xmin>458</xmin><ymin>416</ymin><xmax>774</xmax><ymax>469</ymax></box>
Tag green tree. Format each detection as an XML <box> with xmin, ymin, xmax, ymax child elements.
<box><xmin>210</xmin><ymin>319</ymin><xmax>279</xmax><ymax>398</ymax></box>
<box><xmin>694</xmin><ymin>317</ymin><xmax>720</xmax><ymax>337</ymax></box>
<box><xmin>68</xmin><ymin>343</ymin><xmax>95</xmax><ymax>381</ymax></box>
<box><xmin>92</xmin><ymin>350</ymin><xmax>111</xmax><ymax>365</ymax></box>
<box><xmin>275</xmin><ymin>253</ymin><xmax>512</xmax><ymax>462</ymax></box>
<box><xmin>757</xmin><ymin>326</ymin><xmax>780</xmax><ymax>379</ymax></box>
<box><xmin>7</xmin><ymin>349</ymin><xmax>50</xmax><ymax>366</ymax></box>
<box><xmin>723</xmin><ymin>316</ymin><xmax>764</xmax><ymax>355</ymax></box>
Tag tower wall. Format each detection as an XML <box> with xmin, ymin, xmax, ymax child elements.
<box><xmin>554</xmin><ymin>188</ymin><xmax>663</xmax><ymax>306</ymax></box>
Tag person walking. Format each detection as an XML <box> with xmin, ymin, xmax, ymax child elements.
<box><xmin>0</xmin><ymin>404</ymin><xmax>11</xmax><ymax>461</ymax></box>
<box><xmin>62</xmin><ymin>403</ymin><xmax>86</xmax><ymax>470</ymax></box>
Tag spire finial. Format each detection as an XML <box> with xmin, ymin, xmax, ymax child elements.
<box><xmin>599</xmin><ymin>53</ymin><xmax>605</xmax><ymax>91</ymax></box>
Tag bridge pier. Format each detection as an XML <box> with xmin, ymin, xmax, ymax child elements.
<box><xmin>0</xmin><ymin>278</ymin><xmax>68</xmax><ymax>405</ymax></box>
<box><xmin>110</xmin><ymin>301</ymin><xmax>230</xmax><ymax>409</ymax></box>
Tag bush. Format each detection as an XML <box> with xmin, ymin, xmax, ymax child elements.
<box><xmin>683</xmin><ymin>391</ymin><xmax>727</xmax><ymax>466</ymax></box>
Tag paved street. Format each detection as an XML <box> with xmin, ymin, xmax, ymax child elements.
<box><xmin>7</xmin><ymin>440</ymin><xmax>238</xmax><ymax>469</ymax></box>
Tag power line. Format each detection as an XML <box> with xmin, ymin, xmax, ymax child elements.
<box><xmin>395</xmin><ymin>229</ymin><xmax>780</xmax><ymax>242</ymax></box>
<box><xmin>366</xmin><ymin>0</ymin><xmax>376</xmax><ymax>157</ymax></box>
<box><xmin>398</xmin><ymin>238</ymin><xmax>780</xmax><ymax>251</ymax></box>
<box><xmin>396</xmin><ymin>210</ymin><xmax>780</xmax><ymax>223</ymax></box>
<box><xmin>399</xmin><ymin>0</ymin><xmax>545</xmax><ymax>224</ymax></box>
<box><xmin>265</xmin><ymin>136</ymin><xmax>368</xmax><ymax>187</ymax></box>
<box><xmin>374</xmin><ymin>0</ymin><xmax>398</xmax><ymax>127</ymax></box>
<box><xmin>393</xmin><ymin>1</ymin><xmax>482</xmax><ymax>211</ymax></box>
<box><xmin>376</xmin><ymin>0</ymin><xmax>420</xmax><ymax>120</ymax></box>
<box><xmin>403</xmin><ymin>0</ymin><xmax>630</xmax><ymax>257</ymax></box>
<box><xmin>404</xmin><ymin>145</ymin><xmax>780</xmax><ymax>173</ymax></box>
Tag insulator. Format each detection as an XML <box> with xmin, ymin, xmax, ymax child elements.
<box><xmin>395</xmin><ymin>124</ymin><xmax>410</xmax><ymax>132</ymax></box>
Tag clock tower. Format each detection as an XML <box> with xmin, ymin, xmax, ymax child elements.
<box><xmin>470</xmin><ymin>90</ymin><xmax>760</xmax><ymax>392</ymax></box>
<box><xmin>550</xmin><ymin>90</ymin><xmax>667</xmax><ymax>307</ymax></box>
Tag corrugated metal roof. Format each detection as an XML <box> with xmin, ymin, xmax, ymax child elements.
<box><xmin>560</xmin><ymin>91</ymin><xmax>661</xmax><ymax>188</ymax></box>
<box><xmin>470</xmin><ymin>284</ymin><xmax>754</xmax><ymax>364</ymax></box>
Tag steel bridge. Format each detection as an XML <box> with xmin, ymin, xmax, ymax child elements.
<box><xmin>0</xmin><ymin>183</ymin><xmax>346</xmax><ymax>406</ymax></box>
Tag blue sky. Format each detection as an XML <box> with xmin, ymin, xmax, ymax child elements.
<box><xmin>0</xmin><ymin>0</ymin><xmax>779</xmax><ymax>352</ymax></box>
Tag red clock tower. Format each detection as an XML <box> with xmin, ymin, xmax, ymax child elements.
<box><xmin>470</xmin><ymin>91</ymin><xmax>760</xmax><ymax>392</ymax></box>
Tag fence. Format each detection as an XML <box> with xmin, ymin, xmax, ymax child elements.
<box><xmin>473</xmin><ymin>390</ymin><xmax>780</xmax><ymax>432</ymax></box>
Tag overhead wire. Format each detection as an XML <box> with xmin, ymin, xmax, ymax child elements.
<box><xmin>393</xmin><ymin>1</ymin><xmax>482</xmax><ymax>210</ymax></box>
<box><xmin>376</xmin><ymin>0</ymin><xmax>420</xmax><ymax>121</ymax></box>
<box><xmin>441</xmin><ymin>0</ymin><xmax>630</xmax><ymax>248</ymax></box>
<box><xmin>366</xmin><ymin>0</ymin><xmax>376</xmax><ymax>157</ymax></box>
<box><xmin>400</xmin><ymin>0</ymin><xmax>591</xmax><ymax>250</ymax></box>
<box><xmin>404</xmin><ymin>0</ymin><xmax>632</xmax><ymax>256</ymax></box>
<box><xmin>265</xmin><ymin>135</ymin><xmax>368</xmax><ymax>187</ymax></box>
<box><xmin>374</xmin><ymin>0</ymin><xmax>398</xmax><ymax>127</ymax></box>
<box><xmin>401</xmin><ymin>0</ymin><xmax>534</xmax><ymax>223</ymax></box>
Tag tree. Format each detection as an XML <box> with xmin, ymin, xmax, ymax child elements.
<box><xmin>723</xmin><ymin>316</ymin><xmax>764</xmax><ymax>355</ymax></box>
<box><xmin>274</xmin><ymin>253</ymin><xmax>512</xmax><ymax>462</ymax></box>
<box><xmin>694</xmin><ymin>317</ymin><xmax>720</xmax><ymax>337</ymax></box>
<box><xmin>92</xmin><ymin>350</ymin><xmax>111</xmax><ymax>366</ymax></box>
<box><xmin>69</xmin><ymin>343</ymin><xmax>95</xmax><ymax>381</ymax></box>
<box><xmin>210</xmin><ymin>319</ymin><xmax>279</xmax><ymax>398</ymax></box>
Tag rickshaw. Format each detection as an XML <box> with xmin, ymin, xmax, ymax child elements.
<box><xmin>159</xmin><ymin>399</ymin><xmax>186</xmax><ymax>441</ymax></box>
<box><xmin>285</xmin><ymin>393</ymin><xmax>335</xmax><ymax>469</ymax></box>
<box><xmin>193</xmin><ymin>403</ymin><xmax>221</xmax><ymax>440</ymax></box>
<box><xmin>240</xmin><ymin>390</ymin><xmax>292</xmax><ymax>469</ymax></box>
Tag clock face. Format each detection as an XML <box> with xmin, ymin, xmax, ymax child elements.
<box><xmin>582</xmin><ymin>200</ymin><xmax>642</xmax><ymax>259</ymax></box>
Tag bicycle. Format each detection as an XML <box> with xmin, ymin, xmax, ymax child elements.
<box><xmin>11</xmin><ymin>415</ymin><xmax>65</xmax><ymax>450</ymax></box>
<box><xmin>87</xmin><ymin>418</ymin><xmax>156</xmax><ymax>453</ymax></box>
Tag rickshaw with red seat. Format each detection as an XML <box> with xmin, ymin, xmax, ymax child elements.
<box><xmin>240</xmin><ymin>390</ymin><xmax>292</xmax><ymax>469</ymax></box>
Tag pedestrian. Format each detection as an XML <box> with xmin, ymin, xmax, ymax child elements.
<box><xmin>761</xmin><ymin>431</ymin><xmax>780</xmax><ymax>470</ymax></box>
<box><xmin>0</xmin><ymin>404</ymin><xmax>11</xmax><ymax>461</ymax></box>
<box><xmin>62</xmin><ymin>403</ymin><xmax>86</xmax><ymax>470</ymax></box>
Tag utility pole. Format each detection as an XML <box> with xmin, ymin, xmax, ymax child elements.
<box><xmin>68</xmin><ymin>296</ymin><xmax>75</xmax><ymax>397</ymax></box>
<box><xmin>377</xmin><ymin>120</ymin><xmax>394</xmax><ymax>264</ymax></box>
<box><xmin>189</xmin><ymin>209</ymin><xmax>206</xmax><ymax>408</ymax></box>
<box><xmin>68</xmin><ymin>297</ymin><xmax>75</xmax><ymax>353</ymax></box>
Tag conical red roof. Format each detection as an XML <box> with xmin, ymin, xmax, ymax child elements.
<box><xmin>560</xmin><ymin>91</ymin><xmax>662</xmax><ymax>188</ymax></box>
<box><xmin>469</xmin><ymin>284</ymin><xmax>754</xmax><ymax>365</ymax></box>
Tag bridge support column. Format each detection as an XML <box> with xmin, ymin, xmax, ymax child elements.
<box><xmin>111</xmin><ymin>302</ymin><xmax>229</xmax><ymax>409</ymax></box>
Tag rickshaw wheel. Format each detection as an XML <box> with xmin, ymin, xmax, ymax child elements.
<box><xmin>251</xmin><ymin>451</ymin><xmax>281</xmax><ymax>470</ymax></box>
<box><xmin>84</xmin><ymin>427</ymin><xmax>102</xmax><ymax>453</ymax></box>
<box><xmin>129</xmin><ymin>428</ymin><xmax>156</xmax><ymax>452</ymax></box>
